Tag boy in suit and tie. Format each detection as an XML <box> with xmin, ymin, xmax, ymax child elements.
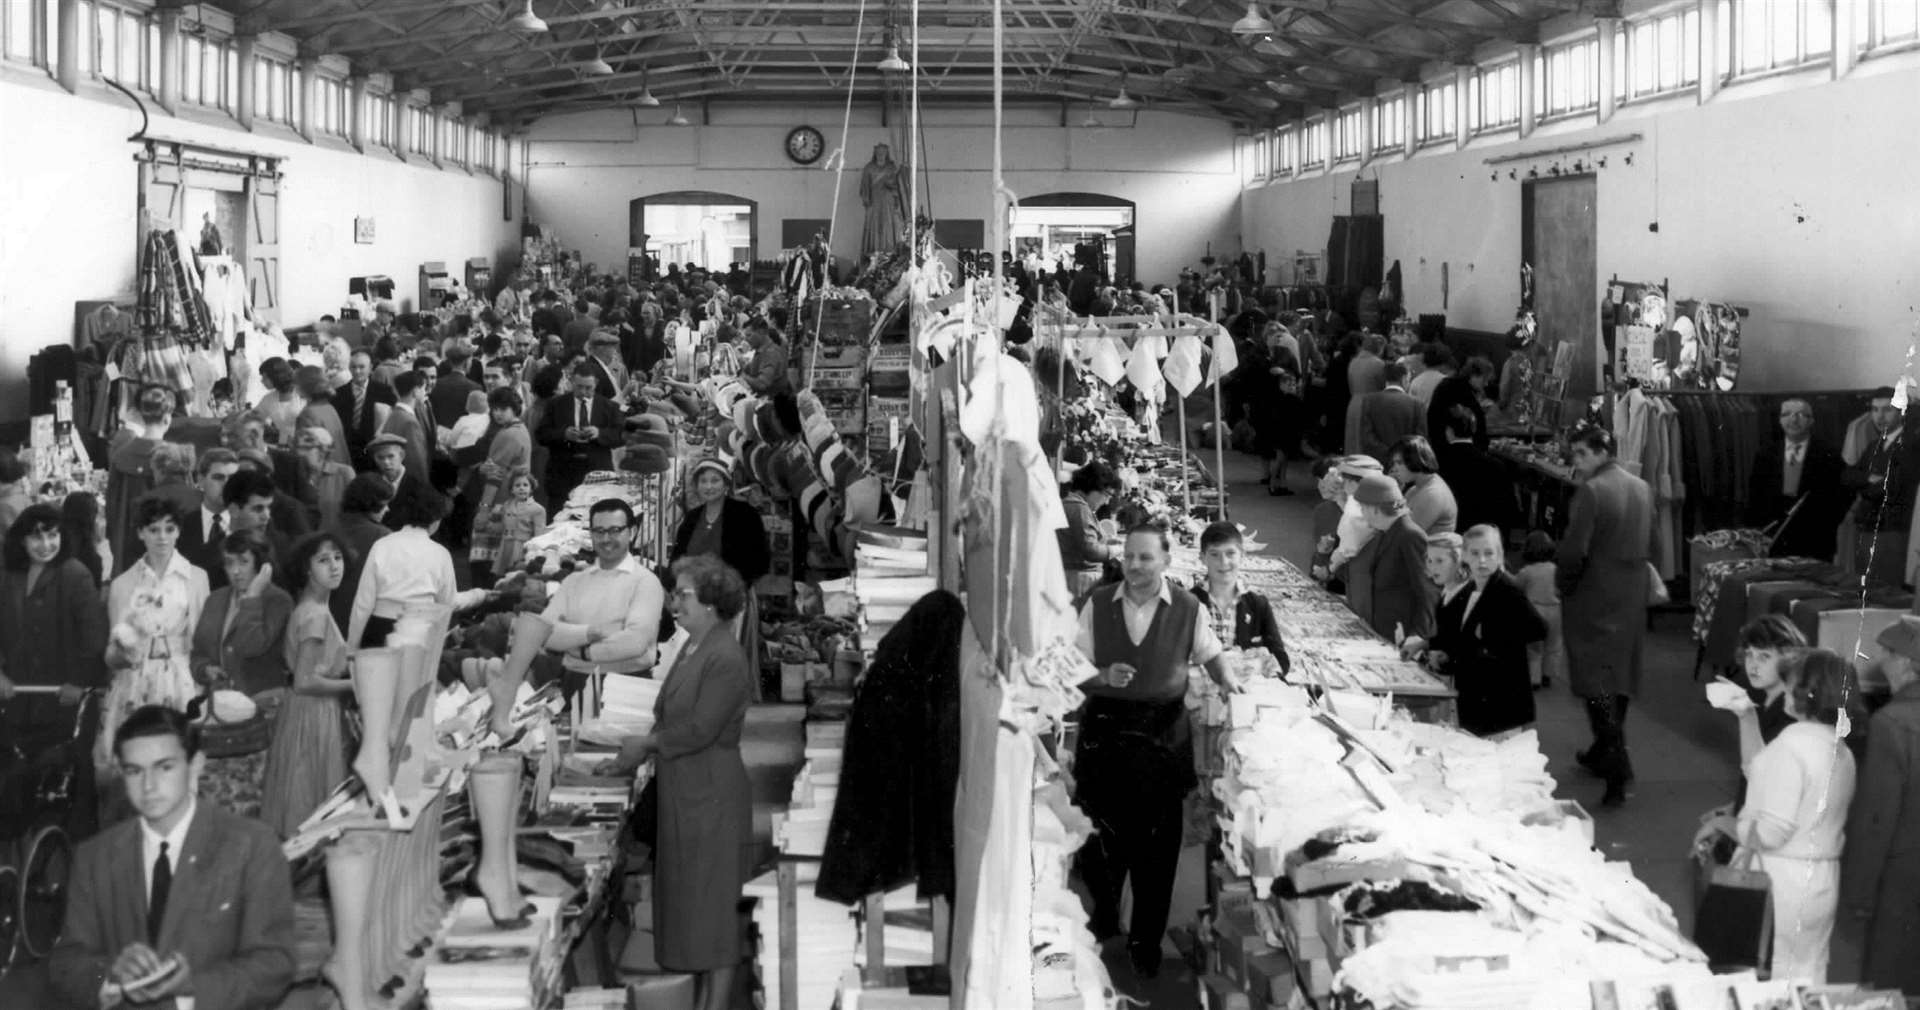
<box><xmin>49</xmin><ymin>704</ymin><xmax>295</xmax><ymax>1009</ymax></box>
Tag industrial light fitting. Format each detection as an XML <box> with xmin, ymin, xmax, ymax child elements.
<box><xmin>583</xmin><ymin>52</ymin><xmax>615</xmax><ymax>76</ymax></box>
<box><xmin>1108</xmin><ymin>73</ymin><xmax>1138</xmax><ymax>109</ymax></box>
<box><xmin>667</xmin><ymin>104</ymin><xmax>691</xmax><ymax>126</ymax></box>
<box><xmin>1081</xmin><ymin>106</ymin><xmax>1101</xmax><ymax>128</ymax></box>
<box><xmin>1231</xmin><ymin>1</ymin><xmax>1276</xmax><ymax>37</ymax></box>
<box><xmin>877</xmin><ymin>33</ymin><xmax>910</xmax><ymax>73</ymax></box>
<box><xmin>634</xmin><ymin>74</ymin><xmax>660</xmax><ymax>106</ymax></box>
<box><xmin>507</xmin><ymin>0</ymin><xmax>548</xmax><ymax>33</ymax></box>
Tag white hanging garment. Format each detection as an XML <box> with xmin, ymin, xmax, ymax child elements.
<box><xmin>1086</xmin><ymin>334</ymin><xmax>1126</xmax><ymax>386</ymax></box>
<box><xmin>1163</xmin><ymin>333</ymin><xmax>1206</xmax><ymax>399</ymax></box>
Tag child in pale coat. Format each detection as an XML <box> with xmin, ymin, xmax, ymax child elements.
<box><xmin>1513</xmin><ymin>530</ymin><xmax>1564</xmax><ymax>690</ymax></box>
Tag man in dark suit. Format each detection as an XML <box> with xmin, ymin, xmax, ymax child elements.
<box><xmin>1436</xmin><ymin>407</ymin><xmax>1520</xmax><ymax>536</ymax></box>
<box><xmin>1843</xmin><ymin>387</ymin><xmax>1919</xmax><ymax>588</ymax></box>
<box><xmin>1349</xmin><ymin>361</ymin><xmax>1428</xmax><ymax>464</ymax></box>
<box><xmin>538</xmin><ymin>363</ymin><xmax>624</xmax><ymax>513</ymax></box>
<box><xmin>176</xmin><ymin>449</ymin><xmax>240</xmax><ymax>578</ymax></box>
<box><xmin>428</xmin><ymin>347</ymin><xmax>482</xmax><ymax>433</ymax></box>
<box><xmin>583</xmin><ymin>331</ymin><xmax>628</xmax><ymax>403</ymax></box>
<box><xmin>1558</xmin><ymin>426</ymin><xmax>1654</xmax><ymax>807</ymax></box>
<box><xmin>1747</xmin><ymin>396</ymin><xmax>1847</xmax><ymax>562</ymax></box>
<box><xmin>367</xmin><ymin>434</ymin><xmax>432</xmax><ymax>533</ymax></box>
<box><xmin>333</xmin><ymin>349</ymin><xmax>397</xmax><ymax>471</ymax></box>
<box><xmin>49</xmin><ymin>705</ymin><xmax>295</xmax><ymax>1010</ymax></box>
<box><xmin>381</xmin><ymin>371</ymin><xmax>435</xmax><ymax>485</ymax></box>
<box><xmin>1340</xmin><ymin>473</ymin><xmax>1437</xmax><ymax>643</ymax></box>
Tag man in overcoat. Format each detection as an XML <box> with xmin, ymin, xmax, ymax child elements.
<box><xmin>1557</xmin><ymin>426</ymin><xmax>1653</xmax><ymax>807</ymax></box>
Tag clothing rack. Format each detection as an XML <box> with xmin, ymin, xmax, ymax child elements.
<box><xmin>1647</xmin><ymin>388</ymin><xmax>1874</xmax><ymax>538</ymax></box>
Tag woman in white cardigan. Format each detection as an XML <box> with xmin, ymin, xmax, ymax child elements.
<box><xmin>1736</xmin><ymin>648</ymin><xmax>1861</xmax><ymax>984</ymax></box>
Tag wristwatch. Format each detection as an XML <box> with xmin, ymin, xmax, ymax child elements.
<box><xmin>578</xmin><ymin>645</ymin><xmax>593</xmax><ymax>663</ymax></box>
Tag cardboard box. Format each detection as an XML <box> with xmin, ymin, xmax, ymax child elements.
<box><xmin>1210</xmin><ymin>906</ymin><xmax>1275</xmax><ymax>986</ymax></box>
<box><xmin>1273</xmin><ymin>897</ymin><xmax>1327</xmax><ymax>960</ymax></box>
<box><xmin>1197</xmin><ymin>972</ymin><xmax>1251</xmax><ymax>1010</ymax></box>
<box><xmin>1245</xmin><ymin>950</ymin><xmax>1295</xmax><ymax>1008</ymax></box>
<box><xmin>626</xmin><ymin>972</ymin><xmax>697</xmax><ymax>1010</ymax></box>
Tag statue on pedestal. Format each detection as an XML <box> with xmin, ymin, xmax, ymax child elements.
<box><xmin>858</xmin><ymin>144</ymin><xmax>908</xmax><ymax>260</ymax></box>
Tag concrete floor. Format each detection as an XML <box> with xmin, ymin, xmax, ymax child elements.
<box><xmin>1100</xmin><ymin>431</ymin><xmax>1869</xmax><ymax>1007</ymax></box>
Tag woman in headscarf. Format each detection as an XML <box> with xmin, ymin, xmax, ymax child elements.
<box><xmin>671</xmin><ymin>457</ymin><xmax>770</xmax><ymax>691</ymax></box>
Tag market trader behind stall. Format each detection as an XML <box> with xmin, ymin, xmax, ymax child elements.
<box><xmin>1074</xmin><ymin>524</ymin><xmax>1241</xmax><ymax>982</ymax></box>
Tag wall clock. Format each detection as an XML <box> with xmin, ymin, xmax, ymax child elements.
<box><xmin>785</xmin><ymin>125</ymin><xmax>826</xmax><ymax>166</ymax></box>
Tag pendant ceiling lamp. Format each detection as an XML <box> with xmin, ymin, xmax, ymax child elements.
<box><xmin>1108</xmin><ymin>72</ymin><xmax>1137</xmax><ymax>109</ymax></box>
<box><xmin>634</xmin><ymin>72</ymin><xmax>660</xmax><ymax>106</ymax></box>
<box><xmin>507</xmin><ymin>0</ymin><xmax>548</xmax><ymax>33</ymax></box>
<box><xmin>1231</xmin><ymin>1</ymin><xmax>1275</xmax><ymax>37</ymax></box>
<box><xmin>667</xmin><ymin>104</ymin><xmax>691</xmax><ymax>126</ymax></box>
<box><xmin>1080</xmin><ymin>105</ymin><xmax>1101</xmax><ymax>129</ymax></box>
<box><xmin>583</xmin><ymin>52</ymin><xmax>614</xmax><ymax>76</ymax></box>
<box><xmin>877</xmin><ymin>29</ymin><xmax>910</xmax><ymax>73</ymax></box>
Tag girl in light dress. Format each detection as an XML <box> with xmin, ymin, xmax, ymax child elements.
<box><xmin>97</xmin><ymin>495</ymin><xmax>209</xmax><ymax>772</ymax></box>
<box><xmin>259</xmin><ymin>532</ymin><xmax>356</xmax><ymax>838</ymax></box>
<box><xmin>491</xmin><ymin>469</ymin><xmax>547</xmax><ymax>576</ymax></box>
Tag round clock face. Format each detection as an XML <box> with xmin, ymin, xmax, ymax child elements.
<box><xmin>785</xmin><ymin>125</ymin><xmax>825</xmax><ymax>165</ymax></box>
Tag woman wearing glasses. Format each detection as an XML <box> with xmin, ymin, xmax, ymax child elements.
<box><xmin>598</xmin><ymin>556</ymin><xmax>752</xmax><ymax>1010</ymax></box>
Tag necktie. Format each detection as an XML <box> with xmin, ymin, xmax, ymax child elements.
<box><xmin>353</xmin><ymin>383</ymin><xmax>366</xmax><ymax>422</ymax></box>
<box><xmin>1784</xmin><ymin>444</ymin><xmax>1804</xmax><ymax>496</ymax></box>
<box><xmin>576</xmin><ymin>397</ymin><xmax>587</xmax><ymax>429</ymax></box>
<box><xmin>148</xmin><ymin>841</ymin><xmax>171</xmax><ymax>943</ymax></box>
<box><xmin>210</xmin><ymin>512</ymin><xmax>226</xmax><ymax>544</ymax></box>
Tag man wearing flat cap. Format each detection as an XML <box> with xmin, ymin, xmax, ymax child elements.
<box><xmin>367</xmin><ymin>433</ymin><xmax>431</xmax><ymax>532</ymax></box>
<box><xmin>1339</xmin><ymin>472</ymin><xmax>1436</xmax><ymax>643</ymax></box>
<box><xmin>584</xmin><ymin>330</ymin><xmax>629</xmax><ymax>404</ymax></box>
<box><xmin>1839</xmin><ymin>615</ymin><xmax>1920</xmax><ymax>994</ymax></box>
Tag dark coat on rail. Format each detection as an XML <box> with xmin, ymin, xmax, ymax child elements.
<box><xmin>1556</xmin><ymin>460</ymin><xmax>1652</xmax><ymax>699</ymax></box>
<box><xmin>816</xmin><ymin>590</ymin><xmax>964</xmax><ymax>905</ymax></box>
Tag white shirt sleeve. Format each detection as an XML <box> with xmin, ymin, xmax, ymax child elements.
<box><xmin>1075</xmin><ymin>600</ymin><xmax>1097</xmax><ymax>664</ymax></box>
<box><xmin>1191</xmin><ymin>606</ymin><xmax>1224</xmax><ymax>666</ymax></box>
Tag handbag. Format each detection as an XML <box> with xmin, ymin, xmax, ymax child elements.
<box><xmin>1646</xmin><ymin>561</ymin><xmax>1671</xmax><ymax>606</ymax></box>
<box><xmin>1692</xmin><ymin>845</ymin><xmax>1773</xmax><ymax>974</ymax></box>
<box><xmin>187</xmin><ymin>686</ymin><xmax>273</xmax><ymax>759</ymax></box>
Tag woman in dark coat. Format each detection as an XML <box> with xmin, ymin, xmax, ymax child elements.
<box><xmin>1557</xmin><ymin>427</ymin><xmax>1653</xmax><ymax>806</ymax></box>
<box><xmin>598</xmin><ymin>556</ymin><xmax>753</xmax><ymax>1010</ymax></box>
<box><xmin>672</xmin><ymin>457</ymin><xmax>770</xmax><ymax>697</ymax></box>
<box><xmin>1417</xmin><ymin>525</ymin><xmax>1544</xmax><ymax>736</ymax></box>
<box><xmin>0</xmin><ymin>504</ymin><xmax>108</xmax><ymax>826</ymax></box>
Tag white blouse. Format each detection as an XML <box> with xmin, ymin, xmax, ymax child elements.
<box><xmin>1739</xmin><ymin>721</ymin><xmax>1857</xmax><ymax>860</ymax></box>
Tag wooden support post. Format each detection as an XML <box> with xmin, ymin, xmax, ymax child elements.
<box><xmin>778</xmin><ymin>858</ymin><xmax>798</xmax><ymax>1010</ymax></box>
<box><xmin>931</xmin><ymin>895</ymin><xmax>951</xmax><ymax>965</ymax></box>
<box><xmin>863</xmin><ymin>892</ymin><xmax>886</xmax><ymax>984</ymax></box>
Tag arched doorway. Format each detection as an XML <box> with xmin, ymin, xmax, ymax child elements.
<box><xmin>630</xmin><ymin>191</ymin><xmax>758</xmax><ymax>278</ymax></box>
<box><xmin>1011</xmin><ymin>192</ymin><xmax>1136</xmax><ymax>285</ymax></box>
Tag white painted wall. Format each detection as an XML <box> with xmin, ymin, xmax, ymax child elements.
<box><xmin>521</xmin><ymin>103</ymin><xmax>1240</xmax><ymax>289</ymax></box>
<box><xmin>1240</xmin><ymin>59</ymin><xmax>1920</xmax><ymax>393</ymax></box>
<box><xmin>0</xmin><ymin>73</ymin><xmax>521</xmax><ymax>422</ymax></box>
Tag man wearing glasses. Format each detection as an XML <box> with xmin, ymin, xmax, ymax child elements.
<box><xmin>1746</xmin><ymin>397</ymin><xmax>1845</xmax><ymax>562</ymax></box>
<box><xmin>485</xmin><ymin>498</ymin><xmax>665</xmax><ymax>739</ymax></box>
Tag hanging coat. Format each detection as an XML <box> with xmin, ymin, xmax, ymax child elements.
<box><xmin>816</xmin><ymin>590</ymin><xmax>966</xmax><ymax>904</ymax></box>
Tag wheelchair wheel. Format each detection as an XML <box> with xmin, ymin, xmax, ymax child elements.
<box><xmin>18</xmin><ymin>824</ymin><xmax>71</xmax><ymax>960</ymax></box>
<box><xmin>0</xmin><ymin>864</ymin><xmax>19</xmax><ymax>975</ymax></box>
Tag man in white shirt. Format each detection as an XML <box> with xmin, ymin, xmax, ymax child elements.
<box><xmin>1071</xmin><ymin>526</ymin><xmax>1236</xmax><ymax>979</ymax></box>
<box><xmin>485</xmin><ymin>498</ymin><xmax>664</xmax><ymax>739</ymax></box>
<box><xmin>49</xmin><ymin>705</ymin><xmax>295</xmax><ymax>1010</ymax></box>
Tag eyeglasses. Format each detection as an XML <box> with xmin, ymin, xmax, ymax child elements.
<box><xmin>589</xmin><ymin>525</ymin><xmax>631</xmax><ymax>537</ymax></box>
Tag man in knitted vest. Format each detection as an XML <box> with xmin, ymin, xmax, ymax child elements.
<box><xmin>1073</xmin><ymin>524</ymin><xmax>1239</xmax><ymax>981</ymax></box>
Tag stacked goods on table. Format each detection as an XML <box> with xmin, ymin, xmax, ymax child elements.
<box><xmin>426</xmin><ymin>896</ymin><xmax>568</xmax><ymax>1009</ymax></box>
<box><xmin>1196</xmin><ymin>679</ymin><xmax>1728</xmax><ymax>1009</ymax></box>
<box><xmin>773</xmin><ymin>720</ymin><xmax>843</xmax><ymax>857</ymax></box>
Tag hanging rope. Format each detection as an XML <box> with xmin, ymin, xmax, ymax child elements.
<box><xmin>807</xmin><ymin>0</ymin><xmax>869</xmax><ymax>389</ymax></box>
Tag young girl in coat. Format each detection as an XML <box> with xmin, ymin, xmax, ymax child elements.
<box><xmin>491</xmin><ymin>469</ymin><xmax>547</xmax><ymax>577</ymax></box>
<box><xmin>1513</xmin><ymin>531</ymin><xmax>1564</xmax><ymax>690</ymax></box>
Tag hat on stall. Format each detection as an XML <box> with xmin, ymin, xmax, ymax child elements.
<box><xmin>1876</xmin><ymin>616</ymin><xmax>1920</xmax><ymax>665</ymax></box>
<box><xmin>1352</xmin><ymin>473</ymin><xmax>1405</xmax><ymax>508</ymax></box>
<box><xmin>1338</xmin><ymin>455</ymin><xmax>1385</xmax><ymax>479</ymax></box>
<box><xmin>623</xmin><ymin>444</ymin><xmax>672</xmax><ymax>474</ymax></box>
<box><xmin>690</xmin><ymin>457</ymin><xmax>734</xmax><ymax>486</ymax></box>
